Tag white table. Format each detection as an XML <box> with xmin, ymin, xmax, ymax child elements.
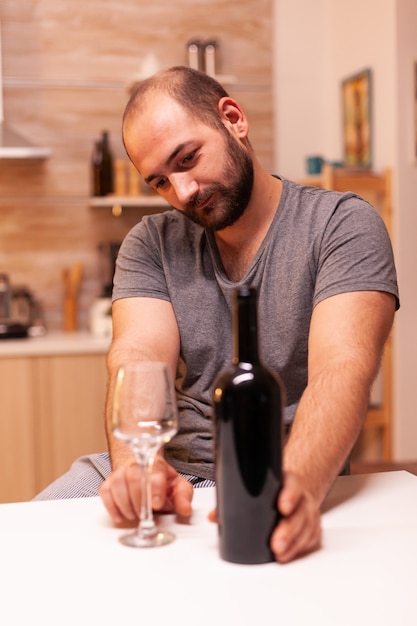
<box><xmin>0</xmin><ymin>471</ymin><xmax>416</xmax><ymax>625</ymax></box>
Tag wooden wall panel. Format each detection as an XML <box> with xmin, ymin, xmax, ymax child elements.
<box><xmin>0</xmin><ymin>0</ymin><xmax>273</xmax><ymax>331</ymax></box>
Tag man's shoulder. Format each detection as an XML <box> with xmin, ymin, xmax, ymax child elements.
<box><xmin>279</xmin><ymin>177</ymin><xmax>374</xmax><ymax>220</ymax></box>
<box><xmin>124</xmin><ymin>209</ymin><xmax>206</xmax><ymax>260</ymax></box>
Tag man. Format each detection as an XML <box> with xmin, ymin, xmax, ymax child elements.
<box><xmin>35</xmin><ymin>66</ymin><xmax>399</xmax><ymax>564</ymax></box>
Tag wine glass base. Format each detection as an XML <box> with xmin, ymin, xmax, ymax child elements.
<box><xmin>119</xmin><ymin>529</ymin><xmax>175</xmax><ymax>548</ymax></box>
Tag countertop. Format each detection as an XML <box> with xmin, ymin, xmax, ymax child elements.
<box><xmin>0</xmin><ymin>331</ymin><xmax>111</xmax><ymax>357</ymax></box>
<box><xmin>0</xmin><ymin>473</ymin><xmax>416</xmax><ymax>626</ymax></box>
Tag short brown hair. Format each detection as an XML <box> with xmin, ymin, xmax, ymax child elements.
<box><xmin>123</xmin><ymin>65</ymin><xmax>229</xmax><ymax>131</ymax></box>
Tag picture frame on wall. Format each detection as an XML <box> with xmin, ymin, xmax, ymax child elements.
<box><xmin>342</xmin><ymin>68</ymin><xmax>372</xmax><ymax>169</ymax></box>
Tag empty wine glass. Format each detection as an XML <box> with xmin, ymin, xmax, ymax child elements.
<box><xmin>111</xmin><ymin>361</ymin><xmax>178</xmax><ymax>547</ymax></box>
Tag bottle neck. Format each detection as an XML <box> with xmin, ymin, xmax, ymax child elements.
<box><xmin>101</xmin><ymin>132</ymin><xmax>110</xmax><ymax>154</ymax></box>
<box><xmin>233</xmin><ymin>287</ymin><xmax>260</xmax><ymax>365</ymax></box>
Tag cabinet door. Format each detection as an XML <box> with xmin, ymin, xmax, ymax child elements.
<box><xmin>0</xmin><ymin>358</ymin><xmax>38</xmax><ymax>503</ymax></box>
<box><xmin>35</xmin><ymin>354</ymin><xmax>108</xmax><ymax>493</ymax></box>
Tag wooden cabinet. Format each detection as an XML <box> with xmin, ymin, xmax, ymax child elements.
<box><xmin>0</xmin><ymin>358</ymin><xmax>38</xmax><ymax>502</ymax></box>
<box><xmin>0</xmin><ymin>352</ymin><xmax>108</xmax><ymax>503</ymax></box>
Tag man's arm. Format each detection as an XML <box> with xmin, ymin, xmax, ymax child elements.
<box><xmin>270</xmin><ymin>290</ymin><xmax>396</xmax><ymax>562</ymax></box>
<box><xmin>99</xmin><ymin>296</ymin><xmax>193</xmax><ymax>522</ymax></box>
<box><xmin>105</xmin><ymin>296</ymin><xmax>180</xmax><ymax>463</ymax></box>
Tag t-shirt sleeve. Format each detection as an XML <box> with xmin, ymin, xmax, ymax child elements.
<box><xmin>112</xmin><ymin>217</ymin><xmax>171</xmax><ymax>303</ymax></box>
<box><xmin>313</xmin><ymin>194</ymin><xmax>399</xmax><ymax>309</ymax></box>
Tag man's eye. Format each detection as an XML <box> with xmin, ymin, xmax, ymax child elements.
<box><xmin>182</xmin><ymin>151</ymin><xmax>196</xmax><ymax>165</ymax></box>
<box><xmin>155</xmin><ymin>177</ymin><xmax>168</xmax><ymax>189</ymax></box>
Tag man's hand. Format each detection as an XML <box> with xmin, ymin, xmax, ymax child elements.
<box><xmin>208</xmin><ymin>471</ymin><xmax>322</xmax><ymax>564</ymax></box>
<box><xmin>270</xmin><ymin>471</ymin><xmax>322</xmax><ymax>563</ymax></box>
<box><xmin>99</xmin><ymin>455</ymin><xmax>193</xmax><ymax>524</ymax></box>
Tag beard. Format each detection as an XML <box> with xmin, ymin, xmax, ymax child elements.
<box><xmin>182</xmin><ymin>130</ymin><xmax>254</xmax><ymax>231</ymax></box>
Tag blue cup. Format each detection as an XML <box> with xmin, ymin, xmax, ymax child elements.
<box><xmin>306</xmin><ymin>156</ymin><xmax>324</xmax><ymax>175</ymax></box>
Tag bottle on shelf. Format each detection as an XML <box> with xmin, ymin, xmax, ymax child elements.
<box><xmin>92</xmin><ymin>131</ymin><xmax>114</xmax><ymax>197</ymax></box>
<box><xmin>186</xmin><ymin>38</ymin><xmax>203</xmax><ymax>71</ymax></box>
<box><xmin>213</xmin><ymin>286</ymin><xmax>285</xmax><ymax>564</ymax></box>
<box><xmin>114</xmin><ymin>159</ymin><xmax>128</xmax><ymax>196</ymax></box>
<box><xmin>203</xmin><ymin>40</ymin><xmax>217</xmax><ymax>77</ymax></box>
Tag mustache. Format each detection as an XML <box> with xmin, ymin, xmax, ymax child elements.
<box><xmin>184</xmin><ymin>184</ymin><xmax>223</xmax><ymax>212</ymax></box>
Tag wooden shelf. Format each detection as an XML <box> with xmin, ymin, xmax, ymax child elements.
<box><xmin>89</xmin><ymin>195</ymin><xmax>170</xmax><ymax>210</ymax></box>
<box><xmin>89</xmin><ymin>195</ymin><xmax>170</xmax><ymax>216</ymax></box>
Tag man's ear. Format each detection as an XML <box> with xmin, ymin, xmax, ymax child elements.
<box><xmin>217</xmin><ymin>97</ymin><xmax>249</xmax><ymax>138</ymax></box>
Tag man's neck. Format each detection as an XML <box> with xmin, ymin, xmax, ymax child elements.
<box><xmin>214</xmin><ymin>169</ymin><xmax>282</xmax><ymax>281</ymax></box>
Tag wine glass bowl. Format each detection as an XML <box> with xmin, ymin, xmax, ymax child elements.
<box><xmin>112</xmin><ymin>361</ymin><xmax>178</xmax><ymax>547</ymax></box>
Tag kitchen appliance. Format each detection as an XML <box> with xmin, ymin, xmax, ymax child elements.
<box><xmin>88</xmin><ymin>242</ymin><xmax>120</xmax><ymax>338</ymax></box>
<box><xmin>0</xmin><ymin>273</ymin><xmax>46</xmax><ymax>339</ymax></box>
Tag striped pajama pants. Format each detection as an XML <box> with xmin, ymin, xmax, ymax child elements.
<box><xmin>32</xmin><ymin>452</ymin><xmax>215</xmax><ymax>501</ymax></box>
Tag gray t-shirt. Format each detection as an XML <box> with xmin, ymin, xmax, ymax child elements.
<box><xmin>113</xmin><ymin>177</ymin><xmax>399</xmax><ymax>480</ymax></box>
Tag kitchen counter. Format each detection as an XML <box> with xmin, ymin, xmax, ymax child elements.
<box><xmin>0</xmin><ymin>333</ymin><xmax>109</xmax><ymax>501</ymax></box>
<box><xmin>0</xmin><ymin>331</ymin><xmax>111</xmax><ymax>357</ymax></box>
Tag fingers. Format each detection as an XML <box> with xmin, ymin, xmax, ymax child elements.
<box><xmin>170</xmin><ymin>473</ymin><xmax>194</xmax><ymax>517</ymax></box>
<box><xmin>208</xmin><ymin>507</ymin><xmax>217</xmax><ymax>523</ymax></box>
<box><xmin>270</xmin><ymin>472</ymin><xmax>322</xmax><ymax>563</ymax></box>
<box><xmin>99</xmin><ymin>457</ymin><xmax>193</xmax><ymax>524</ymax></box>
<box><xmin>150</xmin><ymin>457</ymin><xmax>193</xmax><ymax>516</ymax></box>
<box><xmin>208</xmin><ymin>474</ymin><xmax>321</xmax><ymax>563</ymax></box>
<box><xmin>99</xmin><ymin>461</ymin><xmax>142</xmax><ymax>523</ymax></box>
<box><xmin>101</xmin><ymin>464</ymin><xmax>321</xmax><ymax>564</ymax></box>
<box><xmin>271</xmin><ymin>497</ymin><xmax>321</xmax><ymax>563</ymax></box>
<box><xmin>150</xmin><ymin>456</ymin><xmax>171</xmax><ymax>510</ymax></box>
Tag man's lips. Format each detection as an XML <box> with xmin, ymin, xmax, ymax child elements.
<box><xmin>194</xmin><ymin>193</ymin><xmax>214</xmax><ymax>212</ymax></box>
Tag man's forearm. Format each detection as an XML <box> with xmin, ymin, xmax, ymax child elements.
<box><xmin>104</xmin><ymin>337</ymin><xmax>177</xmax><ymax>470</ymax></box>
<box><xmin>283</xmin><ymin>365</ymin><xmax>370</xmax><ymax>505</ymax></box>
<box><xmin>287</xmin><ymin>291</ymin><xmax>396</xmax><ymax>505</ymax></box>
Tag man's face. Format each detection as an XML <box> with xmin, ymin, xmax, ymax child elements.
<box><xmin>123</xmin><ymin>95</ymin><xmax>254</xmax><ymax>231</ymax></box>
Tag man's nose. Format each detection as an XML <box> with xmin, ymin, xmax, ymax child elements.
<box><xmin>170</xmin><ymin>172</ymin><xmax>199</xmax><ymax>205</ymax></box>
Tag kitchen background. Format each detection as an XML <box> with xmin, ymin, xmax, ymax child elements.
<box><xmin>0</xmin><ymin>0</ymin><xmax>273</xmax><ymax>331</ymax></box>
<box><xmin>1</xmin><ymin>0</ymin><xmax>417</xmax><ymax>495</ymax></box>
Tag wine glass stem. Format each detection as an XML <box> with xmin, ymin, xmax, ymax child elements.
<box><xmin>137</xmin><ymin>454</ymin><xmax>157</xmax><ymax>536</ymax></box>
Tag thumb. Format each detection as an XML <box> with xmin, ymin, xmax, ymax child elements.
<box><xmin>208</xmin><ymin>507</ymin><xmax>217</xmax><ymax>523</ymax></box>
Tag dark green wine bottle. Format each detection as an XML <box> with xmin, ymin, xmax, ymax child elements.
<box><xmin>92</xmin><ymin>131</ymin><xmax>114</xmax><ymax>196</ymax></box>
<box><xmin>213</xmin><ymin>286</ymin><xmax>285</xmax><ymax>564</ymax></box>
